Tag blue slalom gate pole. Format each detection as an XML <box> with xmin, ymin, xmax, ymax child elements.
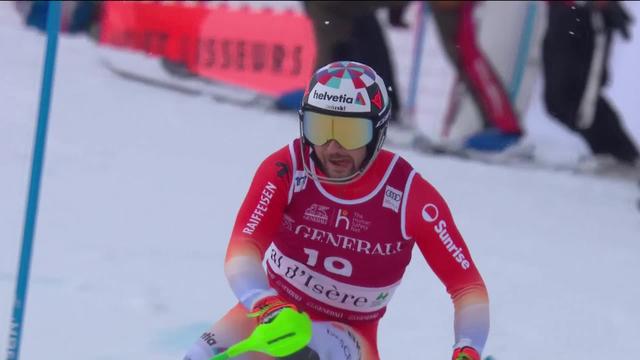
<box><xmin>405</xmin><ymin>2</ymin><xmax>429</xmax><ymax>118</ymax></box>
<box><xmin>508</xmin><ymin>1</ymin><xmax>538</xmax><ymax>102</ymax></box>
<box><xmin>6</xmin><ymin>2</ymin><xmax>62</xmax><ymax>360</ymax></box>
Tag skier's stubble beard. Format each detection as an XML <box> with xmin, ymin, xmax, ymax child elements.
<box><xmin>314</xmin><ymin>140</ymin><xmax>367</xmax><ymax>179</ymax></box>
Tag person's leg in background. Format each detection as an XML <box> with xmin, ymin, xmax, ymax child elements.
<box><xmin>274</xmin><ymin>1</ymin><xmax>357</xmax><ymax>111</ymax></box>
<box><xmin>303</xmin><ymin>2</ymin><xmax>355</xmax><ymax>69</ymax></box>
<box><xmin>350</xmin><ymin>9</ymin><xmax>402</xmax><ymax>122</ymax></box>
<box><xmin>431</xmin><ymin>1</ymin><xmax>523</xmax><ymax>151</ymax></box>
<box><xmin>543</xmin><ymin>2</ymin><xmax>639</xmax><ymax>166</ymax></box>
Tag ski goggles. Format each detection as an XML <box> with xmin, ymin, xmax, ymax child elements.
<box><xmin>301</xmin><ymin>111</ymin><xmax>373</xmax><ymax>150</ymax></box>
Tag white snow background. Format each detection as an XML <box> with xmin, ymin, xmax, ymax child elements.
<box><xmin>1</xmin><ymin>2</ymin><xmax>639</xmax><ymax>359</ymax></box>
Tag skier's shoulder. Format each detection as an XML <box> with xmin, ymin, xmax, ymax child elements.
<box><xmin>378</xmin><ymin>148</ymin><xmax>439</xmax><ymax>187</ymax></box>
<box><xmin>262</xmin><ymin>142</ymin><xmax>295</xmax><ymax>165</ymax></box>
<box><xmin>253</xmin><ymin>143</ymin><xmax>296</xmax><ymax>186</ymax></box>
<box><xmin>381</xmin><ymin>150</ymin><xmax>445</xmax><ymax>202</ymax></box>
<box><xmin>379</xmin><ymin>147</ymin><xmax>415</xmax><ymax>175</ymax></box>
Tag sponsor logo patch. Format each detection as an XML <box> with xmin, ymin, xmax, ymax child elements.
<box><xmin>276</xmin><ymin>161</ymin><xmax>289</xmax><ymax>178</ymax></box>
<box><xmin>334</xmin><ymin>209</ymin><xmax>371</xmax><ymax>233</ymax></box>
<box><xmin>312</xmin><ymin>90</ymin><xmax>354</xmax><ymax>104</ymax></box>
<box><xmin>383</xmin><ymin>185</ymin><xmax>402</xmax><ymax>213</ymax></box>
<box><xmin>434</xmin><ymin>219</ymin><xmax>470</xmax><ymax>270</ymax></box>
<box><xmin>200</xmin><ymin>332</ymin><xmax>217</xmax><ymax>346</ymax></box>
<box><xmin>242</xmin><ymin>182</ymin><xmax>277</xmax><ymax>235</ymax></box>
<box><xmin>303</xmin><ymin>204</ymin><xmax>330</xmax><ymax>225</ymax></box>
<box><xmin>293</xmin><ymin>170</ymin><xmax>307</xmax><ymax>193</ymax></box>
<box><xmin>282</xmin><ymin>214</ymin><xmax>295</xmax><ymax>231</ymax></box>
<box><xmin>421</xmin><ymin>203</ymin><xmax>439</xmax><ymax>223</ymax></box>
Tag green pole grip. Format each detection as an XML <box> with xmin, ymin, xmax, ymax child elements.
<box><xmin>209</xmin><ymin>308</ymin><xmax>312</xmax><ymax>360</ymax></box>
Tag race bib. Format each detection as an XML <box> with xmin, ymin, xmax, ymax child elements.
<box><xmin>265</xmin><ymin>242</ymin><xmax>400</xmax><ymax>313</ymax></box>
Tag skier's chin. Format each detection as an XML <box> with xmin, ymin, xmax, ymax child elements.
<box><xmin>325</xmin><ymin>161</ymin><xmax>356</xmax><ymax>178</ymax></box>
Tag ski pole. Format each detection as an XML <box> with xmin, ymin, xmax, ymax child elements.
<box><xmin>405</xmin><ymin>1</ymin><xmax>430</xmax><ymax>120</ymax></box>
<box><xmin>6</xmin><ymin>2</ymin><xmax>62</xmax><ymax>360</ymax></box>
<box><xmin>210</xmin><ymin>308</ymin><xmax>313</xmax><ymax>360</ymax></box>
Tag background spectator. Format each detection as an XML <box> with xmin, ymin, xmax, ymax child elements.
<box><xmin>542</xmin><ymin>1</ymin><xmax>639</xmax><ymax>169</ymax></box>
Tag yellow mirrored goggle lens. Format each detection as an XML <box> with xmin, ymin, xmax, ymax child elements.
<box><xmin>303</xmin><ymin>112</ymin><xmax>373</xmax><ymax>150</ymax></box>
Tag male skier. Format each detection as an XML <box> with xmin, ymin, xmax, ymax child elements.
<box><xmin>184</xmin><ymin>61</ymin><xmax>490</xmax><ymax>360</ymax></box>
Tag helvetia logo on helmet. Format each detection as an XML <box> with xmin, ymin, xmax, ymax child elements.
<box><xmin>313</xmin><ymin>90</ymin><xmax>354</xmax><ymax>104</ymax></box>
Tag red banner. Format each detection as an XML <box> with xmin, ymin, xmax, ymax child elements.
<box><xmin>99</xmin><ymin>2</ymin><xmax>316</xmax><ymax>96</ymax></box>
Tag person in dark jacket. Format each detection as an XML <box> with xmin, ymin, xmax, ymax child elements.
<box><xmin>542</xmin><ymin>1</ymin><xmax>639</xmax><ymax>168</ymax></box>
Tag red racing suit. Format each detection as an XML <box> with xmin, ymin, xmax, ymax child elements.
<box><xmin>224</xmin><ymin>139</ymin><xmax>490</xmax><ymax>356</ymax></box>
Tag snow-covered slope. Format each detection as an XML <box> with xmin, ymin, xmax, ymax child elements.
<box><xmin>1</xmin><ymin>2</ymin><xmax>639</xmax><ymax>360</ymax></box>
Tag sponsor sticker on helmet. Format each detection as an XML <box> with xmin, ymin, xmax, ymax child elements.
<box><xmin>308</xmin><ymin>86</ymin><xmax>369</xmax><ymax>113</ymax></box>
<box><xmin>307</xmin><ymin>61</ymin><xmax>381</xmax><ymax>113</ymax></box>
<box><xmin>371</xmin><ymin>89</ymin><xmax>383</xmax><ymax>110</ymax></box>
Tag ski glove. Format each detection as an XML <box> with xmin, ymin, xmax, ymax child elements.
<box><xmin>249</xmin><ymin>295</ymin><xmax>298</xmax><ymax>324</ymax></box>
<box><xmin>452</xmin><ymin>346</ymin><xmax>481</xmax><ymax>360</ymax></box>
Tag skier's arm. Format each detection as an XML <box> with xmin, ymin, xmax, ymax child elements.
<box><xmin>406</xmin><ymin>174</ymin><xmax>490</xmax><ymax>355</ymax></box>
<box><xmin>224</xmin><ymin>146</ymin><xmax>292</xmax><ymax>310</ymax></box>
